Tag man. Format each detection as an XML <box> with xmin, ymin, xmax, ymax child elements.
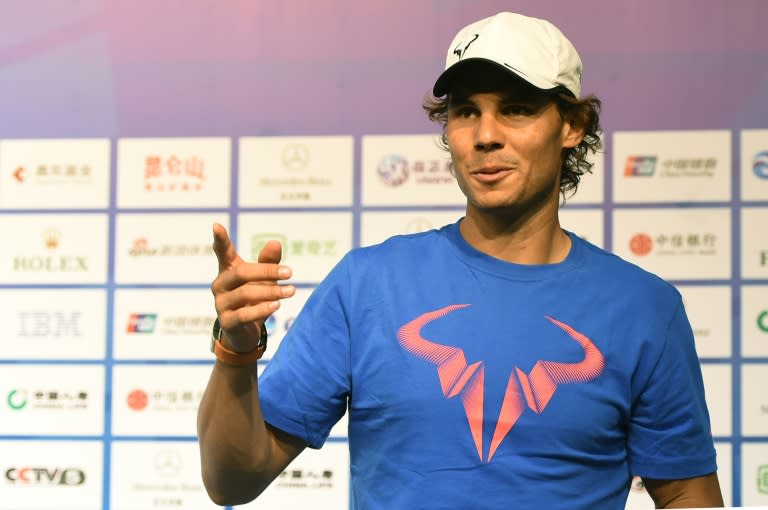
<box><xmin>198</xmin><ymin>12</ymin><xmax>724</xmax><ymax>509</ymax></box>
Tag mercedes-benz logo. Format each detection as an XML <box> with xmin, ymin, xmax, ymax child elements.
<box><xmin>404</xmin><ymin>217</ymin><xmax>433</xmax><ymax>234</ymax></box>
<box><xmin>154</xmin><ymin>450</ymin><xmax>183</xmax><ymax>477</ymax></box>
<box><xmin>281</xmin><ymin>144</ymin><xmax>310</xmax><ymax>171</ymax></box>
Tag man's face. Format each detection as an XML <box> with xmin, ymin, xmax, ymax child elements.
<box><xmin>444</xmin><ymin>65</ymin><xmax>584</xmax><ymax>219</ymax></box>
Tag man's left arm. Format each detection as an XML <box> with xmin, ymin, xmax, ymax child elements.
<box><xmin>643</xmin><ymin>472</ymin><xmax>724</xmax><ymax>508</ymax></box>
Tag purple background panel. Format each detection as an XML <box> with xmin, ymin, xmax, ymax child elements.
<box><xmin>1</xmin><ymin>0</ymin><xmax>766</xmax><ymax>138</ymax></box>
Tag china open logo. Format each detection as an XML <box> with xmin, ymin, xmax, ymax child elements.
<box><xmin>377</xmin><ymin>155</ymin><xmax>409</xmax><ymax>186</ymax></box>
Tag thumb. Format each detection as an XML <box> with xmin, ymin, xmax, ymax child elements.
<box><xmin>212</xmin><ymin>223</ymin><xmax>241</xmax><ymax>273</ymax></box>
<box><xmin>258</xmin><ymin>239</ymin><xmax>283</xmax><ymax>265</ymax></box>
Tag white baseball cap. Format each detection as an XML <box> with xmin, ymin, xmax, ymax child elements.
<box><xmin>433</xmin><ymin>12</ymin><xmax>583</xmax><ymax>98</ymax></box>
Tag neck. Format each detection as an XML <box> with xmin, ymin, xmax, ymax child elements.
<box><xmin>459</xmin><ymin>204</ymin><xmax>571</xmax><ymax>265</ymax></box>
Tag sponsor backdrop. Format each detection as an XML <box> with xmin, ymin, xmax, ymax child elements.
<box><xmin>0</xmin><ymin>1</ymin><xmax>766</xmax><ymax>509</ymax></box>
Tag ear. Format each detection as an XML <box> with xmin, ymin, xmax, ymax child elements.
<box><xmin>561</xmin><ymin>118</ymin><xmax>586</xmax><ymax>149</ymax></box>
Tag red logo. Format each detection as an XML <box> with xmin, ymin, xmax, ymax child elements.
<box><xmin>397</xmin><ymin>305</ymin><xmax>605</xmax><ymax>463</ymax></box>
<box><xmin>13</xmin><ymin>166</ymin><xmax>25</xmax><ymax>182</ymax></box>
<box><xmin>144</xmin><ymin>155</ymin><xmax>205</xmax><ymax>191</ymax></box>
<box><xmin>127</xmin><ymin>389</ymin><xmax>149</xmax><ymax>411</ymax></box>
<box><xmin>629</xmin><ymin>233</ymin><xmax>653</xmax><ymax>256</ymax></box>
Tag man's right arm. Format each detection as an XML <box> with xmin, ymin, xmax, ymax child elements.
<box><xmin>197</xmin><ymin>359</ymin><xmax>305</xmax><ymax>506</ymax></box>
<box><xmin>197</xmin><ymin>223</ymin><xmax>303</xmax><ymax>505</ymax></box>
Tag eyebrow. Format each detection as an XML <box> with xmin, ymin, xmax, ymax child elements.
<box><xmin>448</xmin><ymin>90</ymin><xmax>545</xmax><ymax>108</ymax></box>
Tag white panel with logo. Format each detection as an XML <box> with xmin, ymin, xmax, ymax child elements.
<box><xmin>239</xmin><ymin>136</ymin><xmax>354</xmax><ymax>207</ymax></box>
<box><xmin>0</xmin><ymin>365</ymin><xmax>105</xmax><ymax>435</ymax></box>
<box><xmin>612</xmin><ymin>208</ymin><xmax>731</xmax><ymax>280</ymax></box>
<box><xmin>116</xmin><ymin>137</ymin><xmax>231</xmax><ymax>208</ymax></box>
<box><xmin>741</xmin><ymin>286</ymin><xmax>768</xmax><ymax>357</ymax></box>
<box><xmin>0</xmin><ymin>288</ymin><xmax>107</xmax><ymax>360</ymax></box>
<box><xmin>717</xmin><ymin>442</ymin><xmax>734</xmax><ymax>508</ymax></box>
<box><xmin>238</xmin><ymin>212</ymin><xmax>352</xmax><ymax>284</ymax></box>
<box><xmin>560</xmin><ymin>146</ymin><xmax>605</xmax><ymax>205</ymax></box>
<box><xmin>559</xmin><ymin>207</ymin><xmax>604</xmax><ymax>248</ymax></box>
<box><xmin>110</xmin><ymin>441</ymin><xmax>223</xmax><ymax>510</ymax></box>
<box><xmin>0</xmin><ymin>138</ymin><xmax>111</xmax><ymax>209</ymax></box>
<box><xmin>111</xmin><ymin>364</ymin><xmax>211</xmax><ymax>437</ymax></box>
<box><xmin>113</xmin><ymin>288</ymin><xmax>216</xmax><ymax>360</ymax></box>
<box><xmin>741</xmin><ymin>129</ymin><xmax>768</xmax><ymax>201</ymax></box>
<box><xmin>0</xmin><ymin>213</ymin><xmax>108</xmax><ymax>284</ymax></box>
<box><xmin>234</xmin><ymin>441</ymin><xmax>350</xmax><ymax>510</ymax></box>
<box><xmin>677</xmin><ymin>285</ymin><xmax>732</xmax><ymax>358</ymax></box>
<box><xmin>613</xmin><ymin>130</ymin><xmax>731</xmax><ymax>203</ymax></box>
<box><xmin>741</xmin><ymin>207</ymin><xmax>768</xmax><ymax>279</ymax></box>
<box><xmin>701</xmin><ymin>364</ymin><xmax>732</xmax><ymax>436</ymax></box>
<box><xmin>741</xmin><ymin>442</ymin><xmax>768</xmax><ymax>506</ymax></box>
<box><xmin>360</xmin><ymin>210</ymin><xmax>463</xmax><ymax>247</ymax></box>
<box><xmin>0</xmin><ymin>440</ymin><xmax>103</xmax><ymax>510</ymax></box>
<box><xmin>741</xmin><ymin>364</ymin><xmax>768</xmax><ymax>437</ymax></box>
<box><xmin>361</xmin><ymin>134</ymin><xmax>463</xmax><ymax>206</ymax></box>
<box><xmin>113</xmin><ymin>213</ymin><xmax>229</xmax><ymax>284</ymax></box>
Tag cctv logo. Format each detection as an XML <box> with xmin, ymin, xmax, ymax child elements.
<box><xmin>5</xmin><ymin>467</ymin><xmax>85</xmax><ymax>486</ymax></box>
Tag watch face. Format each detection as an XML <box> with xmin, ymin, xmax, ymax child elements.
<box><xmin>209</xmin><ymin>317</ymin><xmax>267</xmax><ymax>359</ymax></box>
<box><xmin>258</xmin><ymin>325</ymin><xmax>268</xmax><ymax>350</ymax></box>
<box><xmin>210</xmin><ymin>319</ymin><xmax>221</xmax><ymax>353</ymax></box>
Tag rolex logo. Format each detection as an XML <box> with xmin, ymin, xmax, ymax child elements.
<box><xmin>43</xmin><ymin>229</ymin><xmax>62</xmax><ymax>249</ymax></box>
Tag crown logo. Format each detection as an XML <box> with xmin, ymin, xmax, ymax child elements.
<box><xmin>43</xmin><ymin>229</ymin><xmax>62</xmax><ymax>249</ymax></box>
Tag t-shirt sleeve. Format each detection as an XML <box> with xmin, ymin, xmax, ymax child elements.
<box><xmin>627</xmin><ymin>299</ymin><xmax>718</xmax><ymax>479</ymax></box>
<box><xmin>257</xmin><ymin>255</ymin><xmax>352</xmax><ymax>449</ymax></box>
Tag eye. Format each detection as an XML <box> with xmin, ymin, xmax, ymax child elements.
<box><xmin>449</xmin><ymin>105</ymin><xmax>477</xmax><ymax>119</ymax></box>
<box><xmin>502</xmin><ymin>104</ymin><xmax>532</xmax><ymax>115</ymax></box>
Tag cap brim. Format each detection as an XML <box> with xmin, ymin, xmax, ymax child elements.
<box><xmin>432</xmin><ymin>58</ymin><xmax>565</xmax><ymax>97</ymax></box>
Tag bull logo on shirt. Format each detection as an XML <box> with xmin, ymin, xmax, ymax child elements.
<box><xmin>397</xmin><ymin>304</ymin><xmax>605</xmax><ymax>463</ymax></box>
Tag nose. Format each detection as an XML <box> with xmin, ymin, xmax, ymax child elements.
<box><xmin>474</xmin><ymin>112</ymin><xmax>504</xmax><ymax>152</ymax></box>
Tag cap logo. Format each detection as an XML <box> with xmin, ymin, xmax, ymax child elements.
<box><xmin>452</xmin><ymin>33</ymin><xmax>479</xmax><ymax>59</ymax></box>
<box><xmin>503</xmin><ymin>62</ymin><xmax>529</xmax><ymax>78</ymax></box>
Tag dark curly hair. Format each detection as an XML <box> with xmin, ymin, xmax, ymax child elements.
<box><xmin>423</xmin><ymin>91</ymin><xmax>603</xmax><ymax>200</ymax></box>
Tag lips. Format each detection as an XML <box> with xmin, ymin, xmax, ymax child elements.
<box><xmin>471</xmin><ymin>166</ymin><xmax>514</xmax><ymax>183</ymax></box>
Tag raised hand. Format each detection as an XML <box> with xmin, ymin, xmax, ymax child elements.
<box><xmin>210</xmin><ymin>223</ymin><xmax>295</xmax><ymax>353</ymax></box>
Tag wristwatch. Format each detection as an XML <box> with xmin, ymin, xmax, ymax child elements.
<box><xmin>210</xmin><ymin>318</ymin><xmax>268</xmax><ymax>366</ymax></box>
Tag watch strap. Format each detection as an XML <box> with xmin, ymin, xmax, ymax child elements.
<box><xmin>210</xmin><ymin>318</ymin><xmax>268</xmax><ymax>366</ymax></box>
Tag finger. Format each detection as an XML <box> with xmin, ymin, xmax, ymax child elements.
<box><xmin>218</xmin><ymin>300</ymin><xmax>282</xmax><ymax>331</ymax></box>
<box><xmin>215</xmin><ymin>282</ymin><xmax>296</xmax><ymax>313</ymax></box>
<box><xmin>258</xmin><ymin>239</ymin><xmax>283</xmax><ymax>265</ymax></box>
<box><xmin>212</xmin><ymin>223</ymin><xmax>240</xmax><ymax>273</ymax></box>
<box><xmin>213</xmin><ymin>262</ymin><xmax>293</xmax><ymax>293</ymax></box>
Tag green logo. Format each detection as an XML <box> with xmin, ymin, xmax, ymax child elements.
<box><xmin>759</xmin><ymin>465</ymin><xmax>768</xmax><ymax>494</ymax></box>
<box><xmin>251</xmin><ymin>234</ymin><xmax>339</xmax><ymax>260</ymax></box>
<box><xmin>251</xmin><ymin>234</ymin><xmax>288</xmax><ymax>261</ymax></box>
<box><xmin>758</xmin><ymin>311</ymin><xmax>768</xmax><ymax>333</ymax></box>
<box><xmin>6</xmin><ymin>389</ymin><xmax>28</xmax><ymax>410</ymax></box>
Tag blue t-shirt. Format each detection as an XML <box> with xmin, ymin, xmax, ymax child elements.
<box><xmin>259</xmin><ymin>221</ymin><xmax>716</xmax><ymax>510</ymax></box>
